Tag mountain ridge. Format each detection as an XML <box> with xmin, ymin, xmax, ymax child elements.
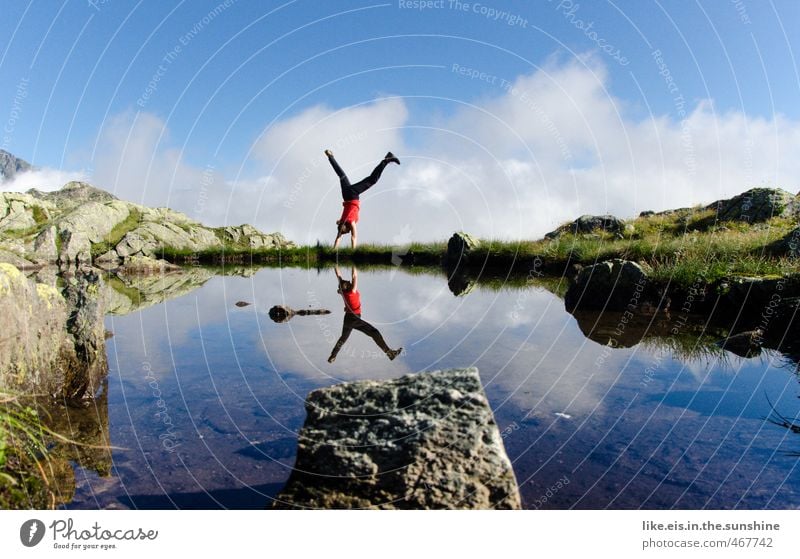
<box><xmin>0</xmin><ymin>149</ymin><xmax>33</xmax><ymax>182</ymax></box>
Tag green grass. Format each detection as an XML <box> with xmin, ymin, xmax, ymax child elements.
<box><xmin>2</xmin><ymin>225</ymin><xmax>42</xmax><ymax>239</ymax></box>
<box><xmin>0</xmin><ymin>392</ymin><xmax>52</xmax><ymax>509</ymax></box>
<box><xmin>31</xmin><ymin>205</ymin><xmax>48</xmax><ymax>225</ymax></box>
<box><xmin>90</xmin><ymin>207</ymin><xmax>143</xmax><ymax>257</ymax></box>
<box><xmin>147</xmin><ymin>210</ymin><xmax>800</xmax><ymax>290</ymax></box>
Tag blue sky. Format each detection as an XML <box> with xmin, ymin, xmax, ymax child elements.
<box><xmin>2</xmin><ymin>1</ymin><xmax>799</xmax><ymax>241</ymax></box>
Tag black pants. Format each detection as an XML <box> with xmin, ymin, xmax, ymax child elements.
<box><xmin>330</xmin><ymin>312</ymin><xmax>391</xmax><ymax>359</ymax></box>
<box><xmin>328</xmin><ymin>155</ymin><xmax>388</xmax><ymax>201</ymax></box>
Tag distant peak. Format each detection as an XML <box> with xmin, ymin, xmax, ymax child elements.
<box><xmin>0</xmin><ymin>149</ymin><xmax>33</xmax><ymax>182</ymax></box>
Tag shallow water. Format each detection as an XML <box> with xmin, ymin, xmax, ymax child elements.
<box><xmin>65</xmin><ymin>266</ymin><xmax>800</xmax><ymax>509</ymax></box>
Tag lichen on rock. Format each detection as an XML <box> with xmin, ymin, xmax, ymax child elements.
<box><xmin>274</xmin><ymin>367</ymin><xmax>521</xmax><ymax>509</ymax></box>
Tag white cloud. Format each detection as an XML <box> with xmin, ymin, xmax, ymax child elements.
<box><xmin>2</xmin><ymin>168</ymin><xmax>87</xmax><ymax>193</ymax></box>
<box><xmin>29</xmin><ymin>54</ymin><xmax>800</xmax><ymax>243</ymax></box>
<box><xmin>91</xmin><ymin>110</ymin><xmax>225</xmax><ymax>216</ymax></box>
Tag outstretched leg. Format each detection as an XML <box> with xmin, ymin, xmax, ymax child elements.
<box><xmin>353</xmin><ymin>316</ymin><xmax>402</xmax><ymax>360</ymax></box>
<box><xmin>328</xmin><ymin>317</ymin><xmax>354</xmax><ymax>363</ymax></box>
<box><xmin>349</xmin><ymin>159</ymin><xmax>388</xmax><ymax>197</ymax></box>
<box><xmin>326</xmin><ymin>150</ymin><xmax>350</xmax><ymax>190</ymax></box>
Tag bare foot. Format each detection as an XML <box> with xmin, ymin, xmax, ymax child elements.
<box><xmin>387</xmin><ymin>348</ymin><xmax>402</xmax><ymax>361</ymax></box>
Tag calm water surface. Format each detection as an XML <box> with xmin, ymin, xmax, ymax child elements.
<box><xmin>66</xmin><ymin>267</ymin><xmax>800</xmax><ymax>509</ymax></box>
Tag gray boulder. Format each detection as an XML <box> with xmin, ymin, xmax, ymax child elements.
<box><xmin>274</xmin><ymin>367</ymin><xmax>521</xmax><ymax>509</ymax></box>
<box><xmin>545</xmin><ymin>214</ymin><xmax>626</xmax><ymax>239</ymax></box>
<box><xmin>565</xmin><ymin>258</ymin><xmax>651</xmax><ymax>311</ymax></box>
<box><xmin>0</xmin><ymin>192</ymin><xmax>54</xmax><ymax>232</ymax></box>
<box><xmin>55</xmin><ymin>201</ymin><xmax>131</xmax><ymax>264</ymax></box>
<box><xmin>445</xmin><ymin>232</ymin><xmax>480</xmax><ymax>265</ymax></box>
<box><xmin>61</xmin><ymin>268</ymin><xmax>108</xmax><ymax>399</ymax></box>
<box><xmin>31</xmin><ymin>225</ymin><xmax>58</xmax><ymax>263</ymax></box>
<box><xmin>0</xmin><ymin>263</ymin><xmax>107</xmax><ymax>399</ymax></box>
<box><xmin>217</xmin><ymin>224</ymin><xmax>294</xmax><ymax>250</ymax></box>
<box><xmin>707</xmin><ymin>187</ymin><xmax>798</xmax><ymax>223</ymax></box>
<box><xmin>114</xmin><ymin>220</ymin><xmax>222</xmax><ymax>258</ymax></box>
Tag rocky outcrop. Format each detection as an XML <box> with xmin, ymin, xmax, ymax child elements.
<box><xmin>217</xmin><ymin>224</ymin><xmax>290</xmax><ymax>250</ymax></box>
<box><xmin>61</xmin><ymin>269</ymin><xmax>108</xmax><ymax>399</ymax></box>
<box><xmin>707</xmin><ymin>187</ymin><xmax>798</xmax><ymax>223</ymax></box>
<box><xmin>0</xmin><ymin>263</ymin><xmax>106</xmax><ymax>399</ymax></box>
<box><xmin>26</xmin><ymin>181</ymin><xmax>117</xmax><ymax>210</ymax></box>
<box><xmin>0</xmin><ymin>262</ymin><xmax>72</xmax><ymax>395</ymax></box>
<box><xmin>0</xmin><ymin>181</ymin><xmax>294</xmax><ymax>268</ymax></box>
<box><xmin>0</xmin><ymin>149</ymin><xmax>32</xmax><ymax>182</ymax></box>
<box><xmin>545</xmin><ymin>214</ymin><xmax>626</xmax><ymax>240</ymax></box>
<box><xmin>0</xmin><ymin>191</ymin><xmax>54</xmax><ymax>232</ymax></box>
<box><xmin>111</xmin><ymin>219</ymin><xmax>221</xmax><ymax>260</ymax></box>
<box><xmin>274</xmin><ymin>368</ymin><xmax>521</xmax><ymax>509</ymax></box>
<box><xmin>55</xmin><ymin>201</ymin><xmax>132</xmax><ymax>264</ymax></box>
<box><xmin>565</xmin><ymin>259</ymin><xmax>653</xmax><ymax>311</ymax></box>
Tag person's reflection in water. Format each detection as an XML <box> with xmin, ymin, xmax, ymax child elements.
<box><xmin>328</xmin><ymin>265</ymin><xmax>402</xmax><ymax>363</ymax></box>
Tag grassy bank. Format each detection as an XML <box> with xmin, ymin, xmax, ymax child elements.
<box><xmin>156</xmin><ymin>209</ymin><xmax>799</xmax><ymax>289</ymax></box>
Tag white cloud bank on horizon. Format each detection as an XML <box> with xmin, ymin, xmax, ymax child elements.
<box><xmin>2</xmin><ymin>168</ymin><xmax>87</xmax><ymax>194</ymax></box>
<box><xmin>7</xmin><ymin>55</ymin><xmax>800</xmax><ymax>243</ymax></box>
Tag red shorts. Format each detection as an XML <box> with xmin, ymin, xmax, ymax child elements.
<box><xmin>339</xmin><ymin>199</ymin><xmax>360</xmax><ymax>224</ymax></box>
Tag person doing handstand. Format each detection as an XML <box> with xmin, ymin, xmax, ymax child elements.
<box><xmin>327</xmin><ymin>265</ymin><xmax>402</xmax><ymax>363</ymax></box>
<box><xmin>325</xmin><ymin>149</ymin><xmax>400</xmax><ymax>249</ymax></box>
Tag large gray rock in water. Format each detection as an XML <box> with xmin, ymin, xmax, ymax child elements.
<box><xmin>565</xmin><ymin>258</ymin><xmax>651</xmax><ymax>311</ymax></box>
<box><xmin>0</xmin><ymin>263</ymin><xmax>107</xmax><ymax>399</ymax></box>
<box><xmin>707</xmin><ymin>187</ymin><xmax>798</xmax><ymax>223</ymax></box>
<box><xmin>545</xmin><ymin>214</ymin><xmax>626</xmax><ymax>239</ymax></box>
<box><xmin>274</xmin><ymin>368</ymin><xmax>521</xmax><ymax>509</ymax></box>
<box><xmin>445</xmin><ymin>232</ymin><xmax>480</xmax><ymax>265</ymax></box>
